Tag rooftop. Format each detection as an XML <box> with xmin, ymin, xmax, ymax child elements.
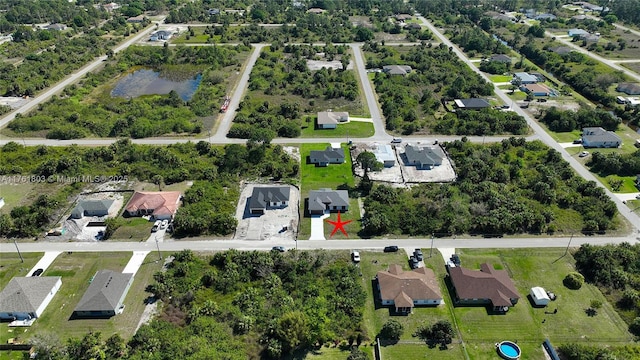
<box><xmin>0</xmin><ymin>277</ymin><xmax>62</xmax><ymax>314</ymax></box>
<box><xmin>74</xmin><ymin>270</ymin><xmax>133</xmax><ymax>313</ymax></box>
<box><xmin>449</xmin><ymin>263</ymin><xmax>521</xmax><ymax>307</ymax></box>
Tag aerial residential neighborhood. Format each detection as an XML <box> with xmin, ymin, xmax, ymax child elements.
<box><xmin>1</xmin><ymin>0</ymin><xmax>640</xmax><ymax>359</ymax></box>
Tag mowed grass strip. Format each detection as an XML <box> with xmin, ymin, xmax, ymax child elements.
<box><xmin>0</xmin><ymin>252</ymin><xmax>42</xmax><ymax>288</ymax></box>
<box><xmin>25</xmin><ymin>252</ymin><xmax>162</xmax><ymax>341</ymax></box>
<box><xmin>299</xmin><ymin>143</ymin><xmax>359</xmax><ymax>239</ymax></box>
<box><xmin>300</xmin><ymin>121</ymin><xmax>374</xmax><ymax>138</ymax></box>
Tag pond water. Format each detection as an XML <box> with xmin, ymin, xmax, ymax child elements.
<box><xmin>110</xmin><ymin>69</ymin><xmax>202</xmax><ymax>101</ymax></box>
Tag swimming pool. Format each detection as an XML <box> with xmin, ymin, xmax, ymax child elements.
<box><xmin>497</xmin><ymin>341</ymin><xmax>521</xmax><ymax>359</ymax></box>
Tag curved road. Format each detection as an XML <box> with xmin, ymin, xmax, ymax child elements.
<box><xmin>417</xmin><ymin>15</ymin><xmax>640</xmax><ymax>233</ymax></box>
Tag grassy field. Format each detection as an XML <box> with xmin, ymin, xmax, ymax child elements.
<box><xmin>622</xmin><ymin>62</ymin><xmax>640</xmax><ymax>74</ymax></box>
<box><xmin>489</xmin><ymin>74</ymin><xmax>512</xmax><ymax>83</ymax></box>
<box><xmin>0</xmin><ymin>252</ymin><xmax>42</xmax><ymax>288</ymax></box>
<box><xmin>0</xmin><ymin>183</ymin><xmax>34</xmax><ymax>214</ymax></box>
<box><xmin>293</xmin><ymin>345</ymin><xmax>374</xmax><ymax>359</ymax></box>
<box><xmin>595</xmin><ymin>174</ymin><xmax>639</xmax><ymax>193</ymax></box>
<box><xmin>0</xmin><ymin>252</ymin><xmax>163</xmax><ymax>346</ymax></box>
<box><xmin>300</xmin><ymin>121</ymin><xmax>374</xmax><ymax>138</ymax></box>
<box><xmin>298</xmin><ymin>143</ymin><xmax>359</xmax><ymax>239</ymax></box>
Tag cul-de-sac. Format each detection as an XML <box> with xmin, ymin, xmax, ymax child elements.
<box><xmin>1</xmin><ymin>0</ymin><xmax>640</xmax><ymax>359</ymax></box>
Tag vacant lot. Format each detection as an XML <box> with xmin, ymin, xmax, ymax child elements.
<box><xmin>14</xmin><ymin>252</ymin><xmax>163</xmax><ymax>342</ymax></box>
<box><xmin>300</xmin><ymin>120</ymin><xmax>374</xmax><ymax>138</ymax></box>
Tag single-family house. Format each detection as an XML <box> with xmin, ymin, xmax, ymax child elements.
<box><xmin>488</xmin><ymin>54</ymin><xmax>512</xmax><ymax>63</ymax></box>
<box><xmin>150</xmin><ymin>30</ymin><xmax>172</xmax><ymax>41</ymax></box>
<box><xmin>582</xmin><ymin>3</ymin><xmax>604</xmax><ymax>11</ymax></box>
<box><xmin>0</xmin><ymin>277</ymin><xmax>62</xmax><ymax>321</ymax></box>
<box><xmin>377</xmin><ymin>264</ymin><xmax>443</xmax><ymax>313</ymax></box>
<box><xmin>572</xmin><ymin>14</ymin><xmax>588</xmax><ymax>21</ymax></box>
<box><xmin>73</xmin><ymin>270</ymin><xmax>133</xmax><ymax>318</ymax></box>
<box><xmin>524</xmin><ymin>9</ymin><xmax>537</xmax><ymax>18</ymax></box>
<box><xmin>520</xmin><ymin>83</ymin><xmax>553</xmax><ymax>96</ymax></box>
<box><xmin>372</xmin><ymin>144</ymin><xmax>396</xmax><ymax>167</ymax></box>
<box><xmin>103</xmin><ymin>2</ymin><xmax>120</xmax><ymax>12</ymax></box>
<box><xmin>124</xmin><ymin>191</ymin><xmax>181</xmax><ymax>220</ymax></box>
<box><xmin>317</xmin><ymin>111</ymin><xmax>349</xmax><ymax>129</ymax></box>
<box><xmin>582</xmin><ymin>127</ymin><xmax>622</xmax><ymax>148</ymax></box>
<box><xmin>394</xmin><ymin>14</ymin><xmax>412</xmax><ymax>21</ymax></box>
<box><xmin>308</xmin><ymin>189</ymin><xmax>349</xmax><ymax>215</ymax></box>
<box><xmin>382</xmin><ymin>65</ymin><xmax>412</xmax><ymax>76</ymax></box>
<box><xmin>127</xmin><ymin>15</ymin><xmax>145</xmax><ymax>23</ymax></box>
<box><xmin>617</xmin><ymin>83</ymin><xmax>640</xmax><ymax>95</ymax></box>
<box><xmin>309</xmin><ymin>145</ymin><xmax>345</xmax><ymax>166</ymax></box>
<box><xmin>535</xmin><ymin>13</ymin><xmax>557</xmax><ymax>21</ymax></box>
<box><xmin>307</xmin><ymin>8</ymin><xmax>326</xmax><ymax>14</ymax></box>
<box><xmin>530</xmin><ymin>287</ymin><xmax>551</xmax><ymax>306</ymax></box>
<box><xmin>248</xmin><ymin>187</ymin><xmax>290</xmax><ymax>215</ymax></box>
<box><xmin>568</xmin><ymin>28</ymin><xmax>589</xmax><ymax>37</ymax></box>
<box><xmin>45</xmin><ymin>23</ymin><xmax>66</xmax><ymax>31</ymax></box>
<box><xmin>447</xmin><ymin>263</ymin><xmax>521</xmax><ymax>312</ymax></box>
<box><xmin>404</xmin><ymin>144</ymin><xmax>445</xmax><ymax>170</ymax></box>
<box><xmin>71</xmin><ymin>200</ymin><xmax>114</xmax><ymax>219</ymax></box>
<box><xmin>580</xmin><ymin>33</ymin><xmax>600</xmax><ymax>43</ymax></box>
<box><xmin>454</xmin><ymin>98</ymin><xmax>491</xmax><ymax>110</ymax></box>
<box><xmin>492</xmin><ymin>13</ymin><xmax>516</xmax><ymax>22</ymax></box>
<box><xmin>513</xmin><ymin>72</ymin><xmax>538</xmax><ymax>84</ymax></box>
<box><xmin>405</xmin><ymin>23</ymin><xmax>422</xmax><ymax>30</ymax></box>
<box><xmin>549</xmin><ymin>46</ymin><xmax>573</xmax><ymax>55</ymax></box>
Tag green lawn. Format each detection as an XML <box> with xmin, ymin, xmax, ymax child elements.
<box><xmin>300</xmin><ymin>121</ymin><xmax>374</xmax><ymax>139</ymax></box>
<box><xmin>489</xmin><ymin>75</ymin><xmax>512</xmax><ymax>83</ymax></box>
<box><xmin>0</xmin><ymin>252</ymin><xmax>42</xmax><ymax>288</ymax></box>
<box><xmin>0</xmin><ymin>183</ymin><xmax>33</xmax><ymax>214</ymax></box>
<box><xmin>0</xmin><ymin>252</ymin><xmax>163</xmax><ymax>344</ymax></box>
<box><xmin>595</xmin><ymin>174</ymin><xmax>639</xmax><ymax>193</ymax></box>
<box><xmin>110</xmin><ymin>217</ymin><xmax>153</xmax><ymax>242</ymax></box>
<box><xmin>295</xmin><ymin>345</ymin><xmax>374</xmax><ymax>359</ymax></box>
<box><xmin>298</xmin><ymin>143</ymin><xmax>359</xmax><ymax>239</ymax></box>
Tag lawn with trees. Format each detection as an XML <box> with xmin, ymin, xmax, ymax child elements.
<box><xmin>0</xmin><ymin>140</ymin><xmax>298</xmax><ymax>238</ymax></box>
<box><xmin>230</xmin><ymin>44</ymin><xmax>366</xmax><ymax>140</ymax></box>
<box><xmin>362</xmin><ymin>138</ymin><xmax>619</xmax><ymax>237</ymax></box>
<box><xmin>5</xmin><ymin>45</ymin><xmax>249</xmax><ymax>139</ymax></box>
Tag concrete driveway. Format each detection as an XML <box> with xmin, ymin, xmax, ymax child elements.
<box><xmin>309</xmin><ymin>213</ymin><xmax>329</xmax><ymax>240</ymax></box>
<box><xmin>123</xmin><ymin>251</ymin><xmax>150</xmax><ymax>275</ymax></box>
<box><xmin>28</xmin><ymin>251</ymin><xmax>62</xmax><ymax>276</ymax></box>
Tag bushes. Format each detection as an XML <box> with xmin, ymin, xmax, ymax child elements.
<box><xmin>378</xmin><ymin>319</ymin><xmax>403</xmax><ymax>342</ymax></box>
<box><xmin>564</xmin><ymin>272</ymin><xmax>585</xmax><ymax>290</ymax></box>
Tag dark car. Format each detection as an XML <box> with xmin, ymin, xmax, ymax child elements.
<box><xmin>383</xmin><ymin>245</ymin><xmax>399</xmax><ymax>253</ymax></box>
<box><xmin>573</xmin><ymin>139</ymin><xmax>582</xmax><ymax>144</ymax></box>
<box><xmin>409</xmin><ymin>256</ymin><xmax>419</xmax><ymax>269</ymax></box>
<box><xmin>414</xmin><ymin>248</ymin><xmax>424</xmax><ymax>261</ymax></box>
<box><xmin>450</xmin><ymin>254</ymin><xmax>461</xmax><ymax>266</ymax></box>
<box><xmin>271</xmin><ymin>246</ymin><xmax>286</xmax><ymax>253</ymax></box>
<box><xmin>31</xmin><ymin>268</ymin><xmax>44</xmax><ymax>277</ymax></box>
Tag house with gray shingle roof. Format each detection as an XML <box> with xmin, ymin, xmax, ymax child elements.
<box><xmin>73</xmin><ymin>270</ymin><xmax>133</xmax><ymax>318</ymax></box>
<box><xmin>549</xmin><ymin>46</ymin><xmax>573</xmax><ymax>55</ymax></box>
<box><xmin>488</xmin><ymin>54</ymin><xmax>512</xmax><ymax>63</ymax></box>
<box><xmin>309</xmin><ymin>146</ymin><xmax>345</xmax><ymax>166</ymax></box>
<box><xmin>308</xmin><ymin>189</ymin><xmax>349</xmax><ymax>215</ymax></box>
<box><xmin>582</xmin><ymin>127</ymin><xmax>622</xmax><ymax>148</ymax></box>
<box><xmin>0</xmin><ymin>277</ymin><xmax>62</xmax><ymax>321</ymax></box>
<box><xmin>248</xmin><ymin>186</ymin><xmax>290</xmax><ymax>215</ymax></box>
<box><xmin>617</xmin><ymin>83</ymin><xmax>640</xmax><ymax>95</ymax></box>
<box><xmin>404</xmin><ymin>144</ymin><xmax>445</xmax><ymax>170</ymax></box>
<box><xmin>454</xmin><ymin>98</ymin><xmax>491</xmax><ymax>110</ymax></box>
<box><xmin>317</xmin><ymin>111</ymin><xmax>348</xmax><ymax>129</ymax></box>
<box><xmin>377</xmin><ymin>264</ymin><xmax>443</xmax><ymax>313</ymax></box>
<box><xmin>382</xmin><ymin>65</ymin><xmax>412</xmax><ymax>76</ymax></box>
<box><xmin>71</xmin><ymin>200</ymin><xmax>114</xmax><ymax>219</ymax></box>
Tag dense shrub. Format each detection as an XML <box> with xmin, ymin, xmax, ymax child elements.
<box><xmin>564</xmin><ymin>272</ymin><xmax>585</xmax><ymax>290</ymax></box>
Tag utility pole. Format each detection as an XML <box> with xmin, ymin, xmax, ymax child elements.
<box><xmin>564</xmin><ymin>233</ymin><xmax>574</xmax><ymax>257</ymax></box>
<box><xmin>14</xmin><ymin>239</ymin><xmax>24</xmax><ymax>263</ymax></box>
<box><xmin>155</xmin><ymin>234</ymin><xmax>162</xmax><ymax>262</ymax></box>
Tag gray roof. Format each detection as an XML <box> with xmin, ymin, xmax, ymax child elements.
<box><xmin>582</xmin><ymin>127</ymin><xmax>622</xmax><ymax>143</ymax></box>
<box><xmin>73</xmin><ymin>200</ymin><xmax>113</xmax><ymax>215</ymax></box>
<box><xmin>489</xmin><ymin>54</ymin><xmax>512</xmax><ymax>63</ymax></box>
<box><xmin>74</xmin><ymin>270</ymin><xmax>132</xmax><ymax>312</ymax></box>
<box><xmin>455</xmin><ymin>98</ymin><xmax>491</xmax><ymax>109</ymax></box>
<box><xmin>550</xmin><ymin>46</ymin><xmax>573</xmax><ymax>55</ymax></box>
<box><xmin>308</xmin><ymin>189</ymin><xmax>349</xmax><ymax>212</ymax></box>
<box><xmin>617</xmin><ymin>83</ymin><xmax>640</xmax><ymax>95</ymax></box>
<box><xmin>317</xmin><ymin>111</ymin><xmax>348</xmax><ymax>126</ymax></box>
<box><xmin>405</xmin><ymin>145</ymin><xmax>445</xmax><ymax>166</ymax></box>
<box><xmin>249</xmin><ymin>187</ymin><xmax>290</xmax><ymax>209</ymax></box>
<box><xmin>0</xmin><ymin>277</ymin><xmax>61</xmax><ymax>313</ymax></box>
<box><xmin>382</xmin><ymin>65</ymin><xmax>412</xmax><ymax>75</ymax></box>
<box><xmin>310</xmin><ymin>146</ymin><xmax>345</xmax><ymax>162</ymax></box>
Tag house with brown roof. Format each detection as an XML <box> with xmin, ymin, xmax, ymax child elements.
<box><xmin>124</xmin><ymin>191</ymin><xmax>181</xmax><ymax>220</ymax></box>
<box><xmin>377</xmin><ymin>264</ymin><xmax>443</xmax><ymax>313</ymax></box>
<box><xmin>447</xmin><ymin>263</ymin><xmax>521</xmax><ymax>312</ymax></box>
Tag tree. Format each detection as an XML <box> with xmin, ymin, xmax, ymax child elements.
<box><xmin>30</xmin><ymin>332</ymin><xmax>65</xmax><ymax>360</ymax></box>
<box><xmin>414</xmin><ymin>320</ymin><xmax>454</xmax><ymax>349</ymax></box>
<box><xmin>152</xmin><ymin>174</ymin><xmax>164</xmax><ymax>191</ymax></box>
<box><xmin>276</xmin><ymin>311</ymin><xmax>310</xmax><ymax>353</ymax></box>
<box><xmin>347</xmin><ymin>347</ymin><xmax>370</xmax><ymax>360</ymax></box>
<box><xmin>356</xmin><ymin>151</ymin><xmax>383</xmax><ymax>177</ymax></box>
<box><xmin>630</xmin><ymin>317</ymin><xmax>640</xmax><ymax>337</ymax></box>
<box><xmin>379</xmin><ymin>319</ymin><xmax>403</xmax><ymax>342</ymax></box>
<box><xmin>563</xmin><ymin>272</ymin><xmax>585</xmax><ymax>290</ymax></box>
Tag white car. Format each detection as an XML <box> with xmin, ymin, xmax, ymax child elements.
<box><xmin>151</xmin><ymin>220</ymin><xmax>161</xmax><ymax>232</ymax></box>
<box><xmin>579</xmin><ymin>151</ymin><xmax>589</xmax><ymax>158</ymax></box>
<box><xmin>351</xmin><ymin>251</ymin><xmax>361</xmax><ymax>263</ymax></box>
<box><xmin>160</xmin><ymin>219</ymin><xmax>168</xmax><ymax>229</ymax></box>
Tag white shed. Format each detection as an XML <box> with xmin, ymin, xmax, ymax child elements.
<box><xmin>530</xmin><ymin>286</ymin><xmax>550</xmax><ymax>306</ymax></box>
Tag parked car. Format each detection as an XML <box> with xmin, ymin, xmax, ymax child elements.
<box><xmin>160</xmin><ymin>219</ymin><xmax>168</xmax><ymax>229</ymax></box>
<box><xmin>579</xmin><ymin>151</ymin><xmax>589</xmax><ymax>158</ymax></box>
<box><xmin>450</xmin><ymin>254</ymin><xmax>461</xmax><ymax>266</ymax></box>
<box><xmin>409</xmin><ymin>256</ymin><xmax>419</xmax><ymax>269</ymax></box>
<box><xmin>271</xmin><ymin>246</ymin><xmax>286</xmax><ymax>253</ymax></box>
<box><xmin>351</xmin><ymin>251</ymin><xmax>361</xmax><ymax>263</ymax></box>
<box><xmin>391</xmin><ymin>138</ymin><xmax>402</xmax><ymax>144</ymax></box>
<box><xmin>414</xmin><ymin>248</ymin><xmax>424</xmax><ymax>261</ymax></box>
<box><xmin>151</xmin><ymin>220</ymin><xmax>161</xmax><ymax>232</ymax></box>
<box><xmin>383</xmin><ymin>245</ymin><xmax>399</xmax><ymax>252</ymax></box>
<box><xmin>573</xmin><ymin>139</ymin><xmax>582</xmax><ymax>144</ymax></box>
<box><xmin>32</xmin><ymin>268</ymin><xmax>44</xmax><ymax>277</ymax></box>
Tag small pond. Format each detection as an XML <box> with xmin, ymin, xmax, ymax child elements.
<box><xmin>110</xmin><ymin>69</ymin><xmax>202</xmax><ymax>101</ymax></box>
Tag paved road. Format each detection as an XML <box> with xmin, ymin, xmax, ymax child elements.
<box><xmin>0</xmin><ymin>23</ymin><xmax>160</xmax><ymax>130</ymax></box>
<box><xmin>210</xmin><ymin>43</ymin><xmax>266</xmax><ymax>141</ymax></box>
<box><xmin>418</xmin><ymin>15</ymin><xmax>640</xmax><ymax>233</ymax></box>
<box><xmin>2</xmin><ymin>235</ymin><xmax>637</xmax><ymax>254</ymax></box>
<box><xmin>350</xmin><ymin>43</ymin><xmax>388</xmax><ymax>138</ymax></box>
<box><xmin>544</xmin><ymin>30</ymin><xmax>640</xmax><ymax>82</ymax></box>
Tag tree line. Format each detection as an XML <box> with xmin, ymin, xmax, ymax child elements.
<box><xmin>538</xmin><ymin>107</ymin><xmax>620</xmax><ymax>132</ymax></box>
<box><xmin>362</xmin><ymin>138</ymin><xmax>618</xmax><ymax>236</ymax></box>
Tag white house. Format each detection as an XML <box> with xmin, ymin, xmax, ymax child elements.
<box><xmin>582</xmin><ymin>127</ymin><xmax>622</xmax><ymax>148</ymax></box>
<box><xmin>372</xmin><ymin>144</ymin><xmax>396</xmax><ymax>167</ymax></box>
<box><xmin>0</xmin><ymin>277</ymin><xmax>62</xmax><ymax>321</ymax></box>
<box><xmin>530</xmin><ymin>287</ymin><xmax>550</xmax><ymax>306</ymax></box>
